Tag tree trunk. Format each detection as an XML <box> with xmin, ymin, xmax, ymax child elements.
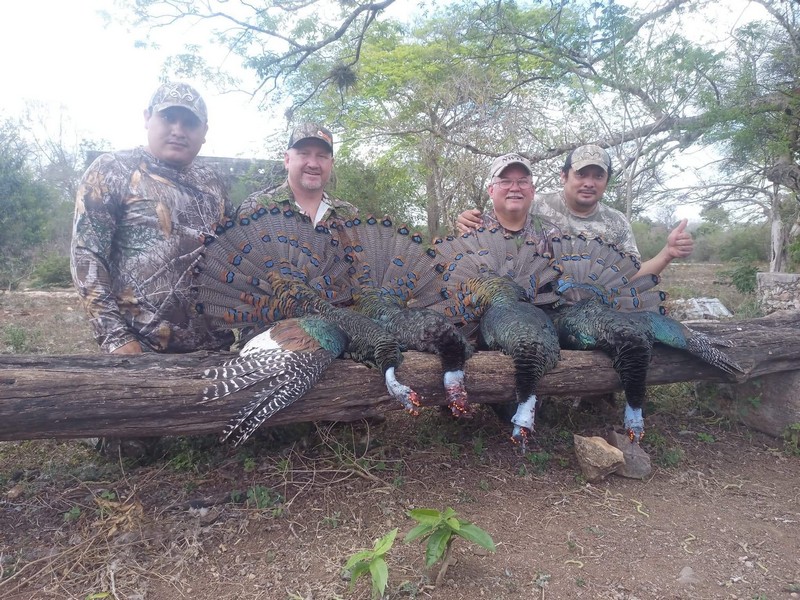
<box><xmin>769</xmin><ymin>183</ymin><xmax>786</xmax><ymax>273</ymax></box>
<box><xmin>1</xmin><ymin>312</ymin><xmax>799</xmax><ymax>442</ymax></box>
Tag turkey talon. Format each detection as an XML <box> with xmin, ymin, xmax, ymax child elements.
<box><xmin>628</xmin><ymin>428</ymin><xmax>644</xmax><ymax>444</ymax></box>
<box><xmin>445</xmin><ymin>385</ymin><xmax>471</xmax><ymax>418</ymax></box>
<box><xmin>511</xmin><ymin>425</ymin><xmax>531</xmax><ymax>453</ymax></box>
<box><xmin>404</xmin><ymin>390</ymin><xmax>422</xmax><ymax>416</ymax></box>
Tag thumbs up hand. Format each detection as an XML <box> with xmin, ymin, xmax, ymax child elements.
<box><xmin>666</xmin><ymin>218</ymin><xmax>694</xmax><ymax>259</ymax></box>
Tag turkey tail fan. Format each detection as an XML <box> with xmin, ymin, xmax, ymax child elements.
<box><xmin>549</xmin><ymin>233</ymin><xmax>667</xmax><ymax>313</ymax></box>
<box><xmin>416</xmin><ymin>227</ymin><xmax>517</xmax><ymax>322</ymax></box>
<box><xmin>192</xmin><ymin>204</ymin><xmax>351</xmax><ymax>328</ymax></box>
<box><xmin>337</xmin><ymin>215</ymin><xmax>443</xmax><ymax>303</ymax></box>
<box><xmin>513</xmin><ymin>239</ymin><xmax>561</xmax><ymax>305</ymax></box>
<box><xmin>422</xmin><ymin>227</ymin><xmax>556</xmax><ymax>322</ymax></box>
<box><xmin>223</xmin><ymin>204</ymin><xmax>352</xmax><ymax>299</ymax></box>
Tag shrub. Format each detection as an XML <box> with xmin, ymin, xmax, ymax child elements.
<box><xmin>717</xmin><ymin>262</ymin><xmax>758</xmax><ymax>294</ymax></box>
<box><xmin>32</xmin><ymin>253</ymin><xmax>72</xmax><ymax>287</ymax></box>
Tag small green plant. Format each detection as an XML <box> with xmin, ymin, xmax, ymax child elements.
<box><xmin>404</xmin><ymin>507</ymin><xmax>495</xmax><ymax>584</ymax></box>
<box><xmin>472</xmin><ymin>435</ymin><xmax>486</xmax><ymax>458</ymax></box>
<box><xmin>697</xmin><ymin>432</ymin><xmax>716</xmax><ymax>444</ymax></box>
<box><xmin>657</xmin><ymin>447</ymin><xmax>685</xmax><ymax>468</ymax></box>
<box><xmin>63</xmin><ymin>505</ymin><xmax>82</xmax><ymax>522</ymax></box>
<box><xmin>246</xmin><ymin>485</ymin><xmax>283</xmax><ymax>513</ymax></box>
<box><xmin>343</xmin><ymin>527</ymin><xmax>397</xmax><ymax>600</ymax></box>
<box><xmin>242</xmin><ymin>457</ymin><xmax>257</xmax><ymax>473</ymax></box>
<box><xmin>783</xmin><ymin>423</ymin><xmax>800</xmax><ymax>456</ymax></box>
<box><xmin>534</xmin><ymin>571</ymin><xmax>551</xmax><ymax>590</ymax></box>
<box><xmin>526</xmin><ymin>451</ymin><xmax>551</xmax><ymax>473</ymax></box>
<box><xmin>322</xmin><ymin>511</ymin><xmax>341</xmax><ymax>529</ymax></box>
<box><xmin>2</xmin><ymin>324</ymin><xmax>35</xmax><ymax>353</ymax></box>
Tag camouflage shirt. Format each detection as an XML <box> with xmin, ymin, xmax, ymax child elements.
<box><xmin>237</xmin><ymin>181</ymin><xmax>359</xmax><ymax>227</ymax></box>
<box><xmin>533</xmin><ymin>190</ymin><xmax>640</xmax><ymax>259</ymax></box>
<box><xmin>480</xmin><ymin>208</ymin><xmax>552</xmax><ymax>254</ymax></box>
<box><xmin>71</xmin><ymin>147</ymin><xmax>235</xmax><ymax>353</ymax></box>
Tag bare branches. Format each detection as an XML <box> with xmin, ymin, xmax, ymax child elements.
<box><xmin>133</xmin><ymin>0</ymin><xmax>396</xmax><ymax>108</ymax></box>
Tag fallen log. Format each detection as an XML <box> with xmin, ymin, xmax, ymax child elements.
<box><xmin>1</xmin><ymin>312</ymin><xmax>799</xmax><ymax>441</ymax></box>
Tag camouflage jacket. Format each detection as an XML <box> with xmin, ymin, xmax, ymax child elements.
<box><xmin>533</xmin><ymin>190</ymin><xmax>640</xmax><ymax>259</ymax></box>
<box><xmin>480</xmin><ymin>209</ymin><xmax>552</xmax><ymax>254</ymax></box>
<box><xmin>237</xmin><ymin>181</ymin><xmax>359</xmax><ymax>227</ymax></box>
<box><xmin>71</xmin><ymin>147</ymin><xmax>235</xmax><ymax>353</ymax></box>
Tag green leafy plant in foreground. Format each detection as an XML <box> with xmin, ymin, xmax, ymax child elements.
<box><xmin>343</xmin><ymin>527</ymin><xmax>397</xmax><ymax>599</ymax></box>
<box><xmin>405</xmin><ymin>507</ymin><xmax>496</xmax><ymax>584</ymax></box>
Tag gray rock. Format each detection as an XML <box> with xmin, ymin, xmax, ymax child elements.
<box><xmin>667</xmin><ymin>297</ymin><xmax>733</xmax><ymax>320</ymax></box>
<box><xmin>573</xmin><ymin>434</ymin><xmax>624</xmax><ymax>483</ymax></box>
<box><xmin>607</xmin><ymin>431</ymin><xmax>653</xmax><ymax>479</ymax></box>
<box><xmin>676</xmin><ymin>566</ymin><xmax>701</xmax><ymax>586</ymax></box>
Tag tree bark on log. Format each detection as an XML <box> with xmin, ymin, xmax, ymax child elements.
<box><xmin>1</xmin><ymin>312</ymin><xmax>799</xmax><ymax>441</ymax></box>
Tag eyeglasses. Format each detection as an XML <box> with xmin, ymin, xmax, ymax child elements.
<box><xmin>493</xmin><ymin>178</ymin><xmax>533</xmax><ymax>190</ymax></box>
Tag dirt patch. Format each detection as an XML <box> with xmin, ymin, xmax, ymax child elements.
<box><xmin>1</xmin><ymin>273</ymin><xmax>798</xmax><ymax>600</ymax></box>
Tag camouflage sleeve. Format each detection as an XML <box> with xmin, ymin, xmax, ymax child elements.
<box><xmin>70</xmin><ymin>154</ymin><xmax>136</xmax><ymax>353</ymax></box>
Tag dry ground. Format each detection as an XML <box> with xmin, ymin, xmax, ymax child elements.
<box><xmin>1</xmin><ymin>264</ymin><xmax>799</xmax><ymax>600</ymax></box>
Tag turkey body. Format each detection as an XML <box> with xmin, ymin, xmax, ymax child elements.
<box><xmin>469</xmin><ymin>275</ymin><xmax>561</xmax><ymax>448</ymax></box>
<box><xmin>544</xmin><ymin>234</ymin><xmax>743</xmax><ymax>442</ymax></box>
<box><xmin>192</xmin><ymin>206</ymin><xmax>421</xmax><ymax>443</ymax></box>
<box><xmin>338</xmin><ymin>216</ymin><xmax>475</xmax><ymax>416</ymax></box>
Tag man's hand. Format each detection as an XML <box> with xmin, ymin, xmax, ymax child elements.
<box><xmin>666</xmin><ymin>218</ymin><xmax>694</xmax><ymax>259</ymax></box>
<box><xmin>456</xmin><ymin>208</ymin><xmax>483</xmax><ymax>234</ymax></box>
<box><xmin>112</xmin><ymin>341</ymin><xmax>143</xmax><ymax>354</ymax></box>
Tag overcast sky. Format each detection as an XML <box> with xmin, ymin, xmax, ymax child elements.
<box><xmin>0</xmin><ymin>0</ymin><xmax>281</xmax><ymax>158</ymax></box>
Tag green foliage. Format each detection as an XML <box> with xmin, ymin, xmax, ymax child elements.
<box><xmin>697</xmin><ymin>432</ymin><xmax>716</xmax><ymax>444</ymax></box>
<box><xmin>783</xmin><ymin>423</ymin><xmax>800</xmax><ymax>456</ymax></box>
<box><xmin>31</xmin><ymin>253</ymin><xmax>72</xmax><ymax>287</ymax></box>
<box><xmin>717</xmin><ymin>262</ymin><xmax>758</xmax><ymax>294</ymax></box>
<box><xmin>404</xmin><ymin>507</ymin><xmax>495</xmax><ymax>568</ymax></box>
<box><xmin>332</xmin><ymin>150</ymin><xmax>426</xmax><ymax>227</ymax></box>
<box><xmin>788</xmin><ymin>237</ymin><xmax>800</xmax><ymax>272</ymax></box>
<box><xmin>0</xmin><ymin>118</ymin><xmax>62</xmax><ymax>290</ymax></box>
<box><xmin>642</xmin><ymin>427</ymin><xmax>685</xmax><ymax>468</ymax></box>
<box><xmin>246</xmin><ymin>485</ymin><xmax>283</xmax><ymax>513</ymax></box>
<box><xmin>2</xmin><ymin>325</ymin><xmax>37</xmax><ymax>353</ymax></box>
<box><xmin>691</xmin><ymin>223</ymin><xmax>769</xmax><ymax>264</ymax></box>
<box><xmin>343</xmin><ymin>527</ymin><xmax>397</xmax><ymax>599</ymax></box>
<box><xmin>63</xmin><ymin>506</ymin><xmax>82</xmax><ymax>522</ymax></box>
<box><xmin>525</xmin><ymin>451</ymin><xmax>552</xmax><ymax>473</ymax></box>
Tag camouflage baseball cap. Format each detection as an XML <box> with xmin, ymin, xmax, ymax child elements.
<box><xmin>566</xmin><ymin>144</ymin><xmax>611</xmax><ymax>172</ymax></box>
<box><xmin>288</xmin><ymin>123</ymin><xmax>334</xmax><ymax>154</ymax></box>
<box><xmin>148</xmin><ymin>82</ymin><xmax>208</xmax><ymax>123</ymax></box>
<box><xmin>489</xmin><ymin>153</ymin><xmax>533</xmax><ymax>180</ymax></box>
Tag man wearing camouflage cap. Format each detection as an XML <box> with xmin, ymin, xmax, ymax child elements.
<box><xmin>71</xmin><ymin>82</ymin><xmax>234</xmax><ymax>457</ymax></box>
<box><xmin>475</xmin><ymin>153</ymin><xmax>547</xmax><ymax>245</ymax></box>
<box><xmin>237</xmin><ymin>122</ymin><xmax>357</xmax><ymax>226</ymax></box>
<box><xmin>458</xmin><ymin>144</ymin><xmax>693</xmax><ymax>277</ymax></box>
